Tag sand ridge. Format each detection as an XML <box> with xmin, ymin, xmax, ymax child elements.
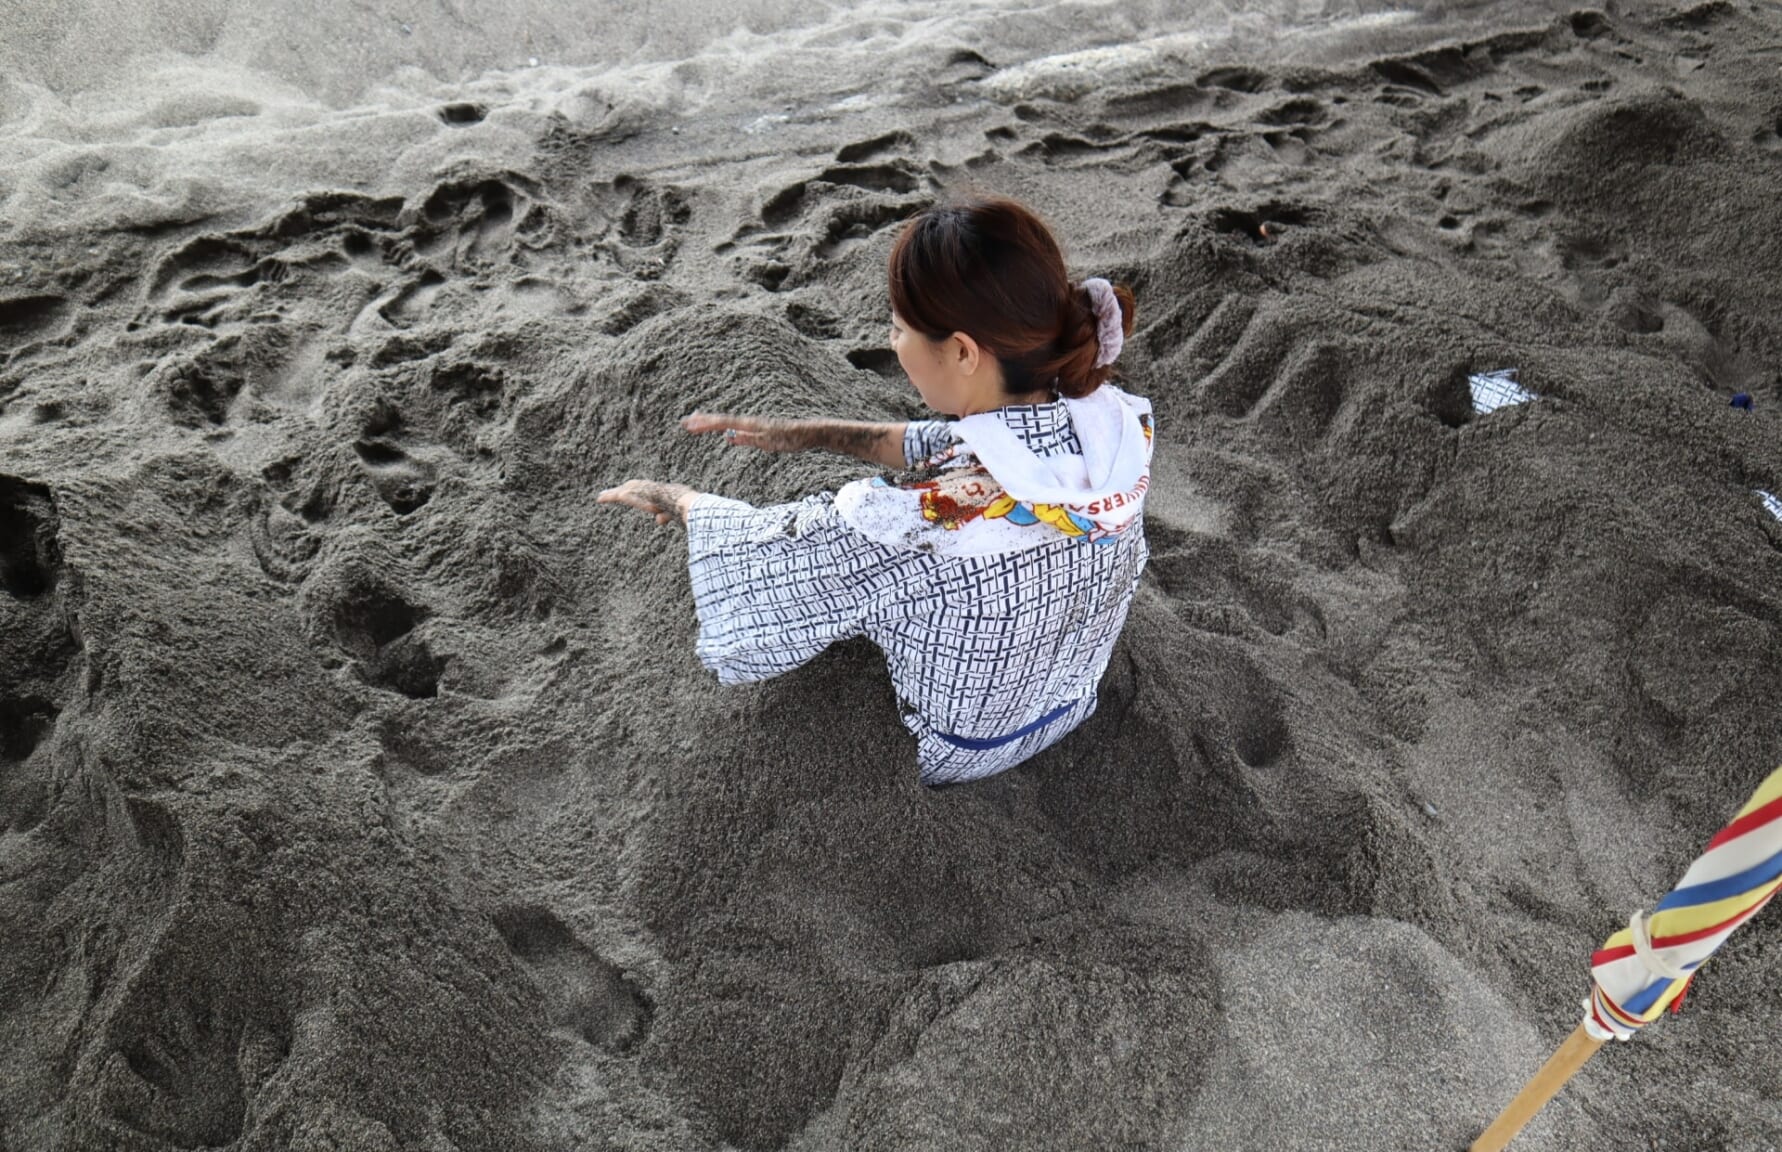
<box><xmin>3</xmin><ymin>0</ymin><xmax>1782</xmax><ymax>1148</ymax></box>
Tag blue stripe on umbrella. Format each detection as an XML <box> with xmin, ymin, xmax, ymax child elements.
<box><xmin>1656</xmin><ymin>850</ymin><xmax>1782</xmax><ymax>912</ymax></box>
<box><xmin>1621</xmin><ymin>976</ymin><xmax>1675</xmax><ymax>1016</ymax></box>
<box><xmin>1616</xmin><ymin>959</ymin><xmax>1706</xmax><ymax>1017</ymax></box>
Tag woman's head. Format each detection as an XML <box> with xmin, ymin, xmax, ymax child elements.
<box><xmin>887</xmin><ymin>196</ymin><xmax>1135</xmax><ymax>416</ymax></box>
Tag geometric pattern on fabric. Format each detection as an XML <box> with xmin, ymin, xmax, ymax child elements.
<box><xmin>687</xmin><ymin>398</ymin><xmax>1150</xmax><ymax>785</ymax></box>
<box><xmin>1586</xmin><ymin>763</ymin><xmax>1782</xmax><ymax>1040</ymax></box>
<box><xmin>903</xmin><ymin>419</ymin><xmax>958</xmax><ymax>467</ymax></box>
<box><xmin>1468</xmin><ymin>368</ymin><xmax>1536</xmax><ymax>414</ymax></box>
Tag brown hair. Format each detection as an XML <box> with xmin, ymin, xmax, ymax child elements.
<box><xmin>887</xmin><ymin>196</ymin><xmax>1136</xmax><ymax>399</ymax></box>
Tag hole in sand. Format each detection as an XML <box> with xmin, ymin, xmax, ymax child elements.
<box><xmin>1428</xmin><ymin>367</ymin><xmax>1475</xmax><ymax>428</ymax></box>
<box><xmin>1570</xmin><ymin>9</ymin><xmax>1612</xmax><ymax>37</ymax></box>
<box><xmin>745</xmin><ymin>261</ymin><xmax>791</xmax><ymax>292</ymax></box>
<box><xmin>0</xmin><ymin>294</ymin><xmax>69</xmax><ymax>347</ymax></box>
<box><xmin>368</xmin><ymin>636</ymin><xmax>446</xmax><ymax>698</ymax></box>
<box><xmin>846</xmin><ymin>348</ymin><xmax>902</xmax><ymax>378</ymax></box>
<box><xmin>1371</xmin><ymin>59</ymin><xmax>1443</xmax><ymax>96</ymax></box>
<box><xmin>353</xmin><ymin>438</ymin><xmax>406</xmax><ymax>467</ymax></box>
<box><xmin>0</xmin><ymin>696</ymin><xmax>56</xmax><ymax>761</ymax></box>
<box><xmin>1197</xmin><ymin>65</ymin><xmax>1268</xmax><ymax>92</ymax></box>
<box><xmin>438</xmin><ymin>102</ymin><xmax>487</xmax><ymax>125</ymax></box>
<box><xmin>1234</xmin><ymin>716</ymin><xmax>1289</xmax><ymax>768</ymax></box>
<box><xmin>1209</xmin><ymin>203</ymin><xmax>1309</xmax><ymax>243</ymax></box>
<box><xmin>0</xmin><ymin>476</ymin><xmax>59</xmax><ymax>598</ymax></box>
<box><xmin>785</xmin><ymin>302</ymin><xmax>840</xmax><ymax>340</ymax></box>
<box><xmin>333</xmin><ymin>586</ymin><xmax>426</xmax><ymax>656</ymax></box>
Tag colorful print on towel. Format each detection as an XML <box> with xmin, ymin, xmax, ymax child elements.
<box><xmin>833</xmin><ymin>392</ymin><xmax>1154</xmax><ymax>563</ymax></box>
<box><xmin>903</xmin><ymin>454</ymin><xmax>1141</xmax><ymax>544</ymax></box>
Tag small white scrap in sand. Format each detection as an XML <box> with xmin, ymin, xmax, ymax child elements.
<box><xmin>1468</xmin><ymin>368</ymin><xmax>1536</xmax><ymax>414</ymax></box>
<box><xmin>1758</xmin><ymin>490</ymin><xmax>1782</xmax><ymax>523</ymax></box>
<box><xmin>744</xmin><ymin>112</ymin><xmax>792</xmax><ymax>134</ymax></box>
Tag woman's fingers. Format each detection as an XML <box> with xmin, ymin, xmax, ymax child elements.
<box><xmin>595</xmin><ymin>485</ymin><xmax>643</xmax><ymax>511</ymax></box>
<box><xmin>596</xmin><ymin>481</ymin><xmax>669</xmax><ymax>516</ymax></box>
<box><xmin>680</xmin><ymin>411</ymin><xmax>735</xmax><ymax>435</ymax></box>
<box><xmin>599</xmin><ymin>479</ymin><xmax>697</xmax><ymax>527</ymax></box>
<box><xmin>682</xmin><ymin>411</ymin><xmax>767</xmax><ymax>436</ymax></box>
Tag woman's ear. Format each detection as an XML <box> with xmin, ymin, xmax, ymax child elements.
<box><xmin>951</xmin><ymin>331</ymin><xmax>982</xmax><ymax>376</ymax></box>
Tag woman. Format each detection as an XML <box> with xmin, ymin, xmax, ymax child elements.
<box><xmin>597</xmin><ymin>196</ymin><xmax>1153</xmax><ymax>786</ymax></box>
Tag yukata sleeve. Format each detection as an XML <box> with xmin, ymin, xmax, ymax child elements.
<box><xmin>901</xmin><ymin>420</ymin><xmax>957</xmax><ymax>467</ymax></box>
<box><xmin>683</xmin><ymin>492</ymin><xmax>915</xmax><ymax>685</ymax></box>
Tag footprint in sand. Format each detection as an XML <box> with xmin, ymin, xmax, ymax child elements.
<box><xmin>132</xmin><ymin>193</ymin><xmax>408</xmax><ymax>419</ymax></box>
<box><xmin>352</xmin><ymin>434</ymin><xmax>437</xmax><ymax>517</ymax></box>
<box><xmin>582</xmin><ymin>176</ymin><xmax>692</xmax><ymax>281</ymax></box>
<box><xmin>1759</xmin><ymin>114</ymin><xmax>1782</xmax><ymax>152</ymax></box>
<box><xmin>835</xmin><ymin>130</ymin><xmax>915</xmax><ymax>163</ymax></box>
<box><xmin>725</xmin><ymin>156</ymin><xmax>930</xmax><ymax>291</ymax></box>
<box><xmin>327</xmin><ymin>580</ymin><xmax>446</xmax><ymax>699</ymax></box>
<box><xmin>1146</xmin><ymin>519</ymin><xmax>1325</xmax><ymax>644</ymax></box>
<box><xmin>95</xmin><ymin>909</ymin><xmax>291</xmax><ymax>1150</ymax></box>
<box><xmin>492</xmin><ymin>906</ymin><xmax>652</xmax><ymax>1052</ymax></box>
<box><xmin>1198</xmin><ymin>65</ymin><xmax>1271</xmax><ymax>93</ymax></box>
<box><xmin>405</xmin><ymin>172</ymin><xmax>535</xmax><ymax>267</ymax></box>
<box><xmin>249</xmin><ymin>454</ymin><xmax>330</xmax><ymax>584</ymax></box>
<box><xmin>374</xmin><ymin>269</ymin><xmax>447</xmax><ymax>329</ymax></box>
<box><xmin>0</xmin><ymin>293</ymin><xmax>72</xmax><ymax>367</ymax></box>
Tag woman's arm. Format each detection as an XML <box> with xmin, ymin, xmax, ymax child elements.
<box><xmin>683</xmin><ymin>492</ymin><xmax>912</xmax><ymax>685</ymax></box>
<box><xmin>681</xmin><ymin>413</ymin><xmax>908</xmax><ymax>470</ymax></box>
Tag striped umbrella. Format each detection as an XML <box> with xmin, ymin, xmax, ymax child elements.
<box><xmin>1472</xmin><ymin>763</ymin><xmax>1782</xmax><ymax>1151</ymax></box>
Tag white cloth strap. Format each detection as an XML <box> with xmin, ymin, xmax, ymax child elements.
<box><xmin>1628</xmin><ymin>908</ymin><xmax>1688</xmax><ymax>980</ymax></box>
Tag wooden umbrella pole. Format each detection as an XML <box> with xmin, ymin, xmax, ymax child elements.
<box><xmin>1470</xmin><ymin>1023</ymin><xmax>1605</xmax><ymax>1152</ymax></box>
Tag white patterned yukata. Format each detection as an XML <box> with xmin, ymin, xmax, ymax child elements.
<box><xmin>684</xmin><ymin>393</ymin><xmax>1153</xmax><ymax>786</ymax></box>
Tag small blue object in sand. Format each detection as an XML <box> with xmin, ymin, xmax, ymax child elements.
<box><xmin>1732</xmin><ymin>393</ymin><xmax>1753</xmax><ymax>411</ymax></box>
<box><xmin>1468</xmin><ymin>368</ymin><xmax>1535</xmax><ymax>414</ymax></box>
<box><xmin>1758</xmin><ymin>491</ymin><xmax>1782</xmax><ymax>524</ymax></box>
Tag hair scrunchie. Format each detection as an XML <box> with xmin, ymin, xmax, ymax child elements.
<box><xmin>1082</xmin><ymin>277</ymin><xmax>1124</xmax><ymax>369</ymax></box>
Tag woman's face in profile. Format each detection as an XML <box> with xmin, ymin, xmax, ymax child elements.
<box><xmin>890</xmin><ymin>309</ymin><xmax>948</xmax><ymax>413</ymax></box>
<box><xmin>892</xmin><ymin>309</ymin><xmax>994</xmax><ymax>417</ymax></box>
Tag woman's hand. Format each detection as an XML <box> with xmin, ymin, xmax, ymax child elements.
<box><xmin>683</xmin><ymin>412</ymin><xmax>908</xmax><ymax>469</ymax></box>
<box><xmin>596</xmin><ymin>480</ymin><xmax>699</xmax><ymax>526</ymax></box>
<box><xmin>681</xmin><ymin>412</ymin><xmax>816</xmax><ymax>452</ymax></box>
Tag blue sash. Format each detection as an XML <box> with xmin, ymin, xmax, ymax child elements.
<box><xmin>934</xmin><ymin>697</ymin><xmax>1083</xmax><ymax>751</ymax></box>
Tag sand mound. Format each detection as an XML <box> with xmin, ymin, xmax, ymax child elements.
<box><xmin>4</xmin><ymin>0</ymin><xmax>1782</xmax><ymax>1148</ymax></box>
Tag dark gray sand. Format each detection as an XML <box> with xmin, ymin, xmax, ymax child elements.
<box><xmin>3</xmin><ymin>0</ymin><xmax>1782</xmax><ymax>1148</ymax></box>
